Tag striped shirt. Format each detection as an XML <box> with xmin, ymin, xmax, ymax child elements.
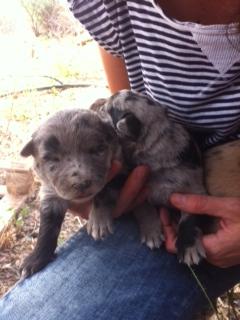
<box><xmin>68</xmin><ymin>0</ymin><xmax>240</xmax><ymax>150</ymax></box>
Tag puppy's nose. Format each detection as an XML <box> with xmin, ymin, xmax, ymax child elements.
<box><xmin>72</xmin><ymin>180</ymin><xmax>92</xmax><ymax>191</ymax></box>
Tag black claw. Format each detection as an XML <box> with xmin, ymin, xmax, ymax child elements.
<box><xmin>21</xmin><ymin>253</ymin><xmax>56</xmax><ymax>278</ymax></box>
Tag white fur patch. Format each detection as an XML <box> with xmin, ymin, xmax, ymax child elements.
<box><xmin>181</xmin><ymin>237</ymin><xmax>206</xmax><ymax>266</ymax></box>
<box><xmin>87</xmin><ymin>209</ymin><xmax>113</xmax><ymax>240</ymax></box>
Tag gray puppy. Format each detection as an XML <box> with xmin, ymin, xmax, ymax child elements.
<box><xmin>103</xmin><ymin>90</ymin><xmax>209</xmax><ymax>265</ymax></box>
<box><xmin>20</xmin><ymin>109</ymin><xmax>121</xmax><ymax>277</ymax></box>
<box><xmin>90</xmin><ymin>99</ymin><xmax>164</xmax><ymax>250</ymax></box>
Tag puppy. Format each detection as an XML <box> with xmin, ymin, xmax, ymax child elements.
<box><xmin>90</xmin><ymin>99</ymin><xmax>164</xmax><ymax>249</ymax></box>
<box><xmin>20</xmin><ymin>109</ymin><xmax>120</xmax><ymax>277</ymax></box>
<box><xmin>103</xmin><ymin>90</ymin><xmax>209</xmax><ymax>265</ymax></box>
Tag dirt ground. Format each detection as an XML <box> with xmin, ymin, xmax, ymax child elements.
<box><xmin>0</xmin><ymin>30</ymin><xmax>239</xmax><ymax>320</ymax></box>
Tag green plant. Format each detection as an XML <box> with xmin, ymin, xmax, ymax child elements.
<box><xmin>55</xmin><ymin>63</ymin><xmax>80</xmax><ymax>79</ymax></box>
<box><xmin>14</xmin><ymin>207</ymin><xmax>30</xmax><ymax>229</ymax></box>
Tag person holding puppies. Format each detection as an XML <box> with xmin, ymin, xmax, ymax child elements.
<box><xmin>1</xmin><ymin>1</ymin><xmax>240</xmax><ymax>319</ymax></box>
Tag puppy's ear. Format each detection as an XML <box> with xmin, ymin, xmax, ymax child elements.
<box><xmin>20</xmin><ymin>139</ymin><xmax>35</xmax><ymax>157</ymax></box>
<box><xmin>90</xmin><ymin>98</ymin><xmax>107</xmax><ymax>112</ymax></box>
<box><xmin>116</xmin><ymin>113</ymin><xmax>142</xmax><ymax>140</ymax></box>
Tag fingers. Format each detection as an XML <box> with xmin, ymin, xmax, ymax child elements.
<box><xmin>201</xmin><ymin>233</ymin><xmax>231</xmax><ymax>268</ymax></box>
<box><xmin>160</xmin><ymin>208</ymin><xmax>177</xmax><ymax>254</ymax></box>
<box><xmin>113</xmin><ymin>165</ymin><xmax>150</xmax><ymax>217</ymax></box>
<box><xmin>107</xmin><ymin>160</ymin><xmax>123</xmax><ymax>181</ymax></box>
<box><xmin>170</xmin><ymin>193</ymin><xmax>240</xmax><ymax>218</ymax></box>
<box><xmin>126</xmin><ymin>187</ymin><xmax>149</xmax><ymax>213</ymax></box>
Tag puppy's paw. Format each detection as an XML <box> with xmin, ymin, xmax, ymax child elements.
<box><xmin>141</xmin><ymin>230</ymin><xmax>163</xmax><ymax>250</ymax></box>
<box><xmin>134</xmin><ymin>203</ymin><xmax>163</xmax><ymax>250</ymax></box>
<box><xmin>87</xmin><ymin>212</ymin><xmax>113</xmax><ymax>240</ymax></box>
<box><xmin>140</xmin><ymin>222</ymin><xmax>163</xmax><ymax>250</ymax></box>
<box><xmin>176</xmin><ymin>235</ymin><xmax>206</xmax><ymax>266</ymax></box>
<box><xmin>140</xmin><ymin>216</ymin><xmax>164</xmax><ymax>249</ymax></box>
<box><xmin>21</xmin><ymin>253</ymin><xmax>56</xmax><ymax>278</ymax></box>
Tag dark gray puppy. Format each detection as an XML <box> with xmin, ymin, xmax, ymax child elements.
<box><xmin>103</xmin><ymin>90</ymin><xmax>209</xmax><ymax>266</ymax></box>
<box><xmin>20</xmin><ymin>109</ymin><xmax>121</xmax><ymax>277</ymax></box>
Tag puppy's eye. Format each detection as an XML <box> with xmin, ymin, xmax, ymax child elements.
<box><xmin>43</xmin><ymin>154</ymin><xmax>60</xmax><ymax>162</ymax></box>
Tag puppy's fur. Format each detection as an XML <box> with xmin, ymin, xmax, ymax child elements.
<box><xmin>103</xmin><ymin>90</ymin><xmax>209</xmax><ymax>265</ymax></box>
<box><xmin>20</xmin><ymin>109</ymin><xmax>121</xmax><ymax>277</ymax></box>
<box><xmin>90</xmin><ymin>98</ymin><xmax>164</xmax><ymax>249</ymax></box>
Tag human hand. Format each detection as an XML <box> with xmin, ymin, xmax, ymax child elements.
<box><xmin>69</xmin><ymin>160</ymin><xmax>122</xmax><ymax>218</ymax></box>
<box><xmin>113</xmin><ymin>165</ymin><xmax>150</xmax><ymax>217</ymax></box>
<box><xmin>161</xmin><ymin>193</ymin><xmax>240</xmax><ymax>268</ymax></box>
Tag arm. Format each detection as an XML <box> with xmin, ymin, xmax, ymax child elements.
<box><xmin>98</xmin><ymin>47</ymin><xmax>151</xmax><ymax>214</ymax></box>
<box><xmin>98</xmin><ymin>46</ymin><xmax>130</xmax><ymax>93</ymax></box>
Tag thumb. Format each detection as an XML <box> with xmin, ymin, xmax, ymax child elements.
<box><xmin>170</xmin><ymin>193</ymin><xmax>236</xmax><ymax>218</ymax></box>
<box><xmin>202</xmin><ymin>233</ymin><xmax>219</xmax><ymax>248</ymax></box>
<box><xmin>201</xmin><ymin>232</ymin><xmax>224</xmax><ymax>257</ymax></box>
<box><xmin>107</xmin><ymin>160</ymin><xmax>122</xmax><ymax>181</ymax></box>
<box><xmin>113</xmin><ymin>165</ymin><xmax>150</xmax><ymax>217</ymax></box>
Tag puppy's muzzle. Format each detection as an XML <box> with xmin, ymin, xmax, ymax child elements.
<box><xmin>72</xmin><ymin>180</ymin><xmax>92</xmax><ymax>192</ymax></box>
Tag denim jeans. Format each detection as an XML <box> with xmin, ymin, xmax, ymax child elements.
<box><xmin>1</xmin><ymin>216</ymin><xmax>239</xmax><ymax>320</ymax></box>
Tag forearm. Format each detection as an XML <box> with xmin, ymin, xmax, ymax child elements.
<box><xmin>98</xmin><ymin>46</ymin><xmax>130</xmax><ymax>94</ymax></box>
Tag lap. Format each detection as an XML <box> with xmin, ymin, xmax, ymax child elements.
<box><xmin>1</xmin><ymin>216</ymin><xmax>239</xmax><ymax>320</ymax></box>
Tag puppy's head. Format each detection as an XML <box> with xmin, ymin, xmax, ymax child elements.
<box><xmin>104</xmin><ymin>90</ymin><xmax>167</xmax><ymax>142</ymax></box>
<box><xmin>21</xmin><ymin>109</ymin><xmax>117</xmax><ymax>202</ymax></box>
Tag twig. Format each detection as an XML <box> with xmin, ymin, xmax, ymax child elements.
<box><xmin>188</xmin><ymin>265</ymin><xmax>223</xmax><ymax>320</ymax></box>
<box><xmin>40</xmin><ymin>75</ymin><xmax>64</xmax><ymax>85</ymax></box>
<box><xmin>0</xmin><ymin>83</ymin><xmax>94</xmax><ymax>99</ymax></box>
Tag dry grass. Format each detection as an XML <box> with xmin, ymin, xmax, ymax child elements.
<box><xmin>0</xmin><ymin>194</ymin><xmax>85</xmax><ymax>298</ymax></box>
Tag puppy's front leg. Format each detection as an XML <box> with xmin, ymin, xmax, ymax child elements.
<box><xmin>21</xmin><ymin>197</ymin><xmax>68</xmax><ymax>278</ymax></box>
<box><xmin>87</xmin><ymin>186</ymin><xmax>115</xmax><ymax>240</ymax></box>
<box><xmin>134</xmin><ymin>202</ymin><xmax>163</xmax><ymax>249</ymax></box>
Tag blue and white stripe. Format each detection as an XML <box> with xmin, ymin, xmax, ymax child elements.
<box><xmin>68</xmin><ymin>0</ymin><xmax>240</xmax><ymax>149</ymax></box>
